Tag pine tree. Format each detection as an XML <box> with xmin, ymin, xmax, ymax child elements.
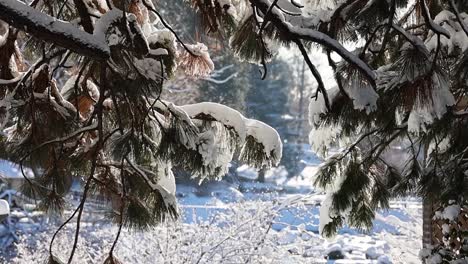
<box><xmin>0</xmin><ymin>0</ymin><xmax>282</xmax><ymax>262</ymax></box>
<box><xmin>303</xmin><ymin>0</ymin><xmax>468</xmax><ymax>262</ymax></box>
<box><xmin>1</xmin><ymin>0</ymin><xmax>467</xmax><ymax>262</ymax></box>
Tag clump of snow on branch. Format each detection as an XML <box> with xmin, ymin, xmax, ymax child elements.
<box><xmin>309</xmin><ymin>125</ymin><xmax>341</xmax><ymax>159</ymax></box>
<box><xmin>426</xmin><ymin>11</ymin><xmax>468</xmax><ymax>54</ymax></box>
<box><xmin>0</xmin><ymin>199</ymin><xmax>9</xmax><ymax>216</ymax></box>
<box><xmin>407</xmin><ymin>74</ymin><xmax>455</xmax><ymax>133</ymax></box>
<box><xmin>134</xmin><ymin>58</ymin><xmax>162</xmax><ymax>81</ymax></box>
<box><xmin>181</xmin><ymin>102</ymin><xmax>282</xmax><ymax>167</ymax></box>
<box><xmin>155</xmin><ymin>162</ymin><xmax>176</xmax><ymax>196</ymax></box>
<box><xmin>217</xmin><ymin>0</ymin><xmax>247</xmax><ymax>19</ymax></box>
<box><xmin>308</xmin><ymin>86</ymin><xmax>340</xmax><ymax>126</ymax></box>
<box><xmin>147</xmin><ymin>29</ymin><xmax>178</xmax><ymax>54</ymax></box>
<box><xmin>0</xmin><ymin>0</ymin><xmax>110</xmax><ymax>57</ymax></box>
<box><xmin>308</xmin><ymin>87</ymin><xmax>342</xmax><ymax>158</ymax></box>
<box><xmin>243</xmin><ymin>118</ymin><xmax>283</xmax><ymax>165</ymax></box>
<box><xmin>434</xmin><ymin>204</ymin><xmax>461</xmax><ymax>222</ymax></box>
<box><xmin>342</xmin><ymin>77</ymin><xmax>378</xmax><ymax>113</ymax></box>
<box><xmin>302</xmin><ymin>0</ymin><xmax>345</xmax><ymax>27</ymax></box>
<box><xmin>181</xmin><ymin>102</ymin><xmax>247</xmax><ymax>141</ymax></box>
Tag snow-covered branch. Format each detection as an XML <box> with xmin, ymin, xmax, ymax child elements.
<box><xmin>0</xmin><ymin>0</ymin><xmax>110</xmax><ymax>59</ymax></box>
<box><xmin>249</xmin><ymin>0</ymin><xmax>376</xmax><ymax>86</ymax></box>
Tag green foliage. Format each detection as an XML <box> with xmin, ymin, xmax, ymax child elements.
<box><xmin>230</xmin><ymin>15</ymin><xmax>272</xmax><ymax>64</ymax></box>
<box><xmin>239</xmin><ymin>135</ymin><xmax>276</xmax><ymax>169</ymax></box>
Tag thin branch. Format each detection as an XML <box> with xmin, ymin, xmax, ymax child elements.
<box><xmin>249</xmin><ymin>0</ymin><xmax>376</xmax><ymax>87</ymax></box>
<box><xmin>419</xmin><ymin>0</ymin><xmax>450</xmax><ymax>38</ymax></box>
<box><xmin>294</xmin><ymin>39</ymin><xmax>330</xmax><ymax>111</ymax></box>
<box><xmin>66</xmin><ymin>63</ymin><xmax>108</xmax><ymax>264</ymax></box>
<box><xmin>449</xmin><ymin>0</ymin><xmax>468</xmax><ymax>37</ymax></box>
<box><xmin>142</xmin><ymin>0</ymin><xmax>196</xmax><ymax>56</ymax></box>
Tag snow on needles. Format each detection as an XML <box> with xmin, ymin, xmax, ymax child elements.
<box><xmin>308</xmin><ymin>86</ymin><xmax>339</xmax><ymax>126</ymax></box>
<box><xmin>426</xmin><ymin>10</ymin><xmax>468</xmax><ymax>54</ymax></box>
<box><xmin>407</xmin><ymin>73</ymin><xmax>455</xmax><ymax>133</ymax></box>
<box><xmin>180</xmin><ymin>102</ymin><xmax>282</xmax><ymax>166</ymax></box>
<box><xmin>0</xmin><ymin>0</ymin><xmax>110</xmax><ymax>58</ymax></box>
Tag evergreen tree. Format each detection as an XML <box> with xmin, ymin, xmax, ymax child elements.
<box><xmin>0</xmin><ymin>0</ymin><xmax>467</xmax><ymax>262</ymax></box>
<box><xmin>0</xmin><ymin>0</ymin><xmax>282</xmax><ymax>262</ymax></box>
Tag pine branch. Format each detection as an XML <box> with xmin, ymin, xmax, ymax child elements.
<box><xmin>448</xmin><ymin>0</ymin><xmax>468</xmax><ymax>37</ymax></box>
<box><xmin>249</xmin><ymin>0</ymin><xmax>376</xmax><ymax>87</ymax></box>
<box><xmin>66</xmin><ymin>62</ymin><xmax>108</xmax><ymax>264</ymax></box>
<box><xmin>419</xmin><ymin>0</ymin><xmax>450</xmax><ymax>39</ymax></box>
<box><xmin>294</xmin><ymin>39</ymin><xmax>330</xmax><ymax>111</ymax></box>
<box><xmin>0</xmin><ymin>0</ymin><xmax>110</xmax><ymax>59</ymax></box>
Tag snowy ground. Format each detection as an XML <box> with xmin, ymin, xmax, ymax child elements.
<box><xmin>1</xmin><ymin>158</ymin><xmax>423</xmax><ymax>263</ymax></box>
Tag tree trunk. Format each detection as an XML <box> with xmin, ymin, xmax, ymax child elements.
<box><xmin>258</xmin><ymin>167</ymin><xmax>266</xmax><ymax>183</ymax></box>
<box><xmin>422</xmin><ymin>197</ymin><xmax>434</xmax><ymax>247</ymax></box>
<box><xmin>296</xmin><ymin>58</ymin><xmax>306</xmax><ymax>137</ymax></box>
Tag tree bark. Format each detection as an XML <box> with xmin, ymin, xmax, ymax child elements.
<box><xmin>258</xmin><ymin>166</ymin><xmax>266</xmax><ymax>183</ymax></box>
<box><xmin>422</xmin><ymin>197</ymin><xmax>434</xmax><ymax>247</ymax></box>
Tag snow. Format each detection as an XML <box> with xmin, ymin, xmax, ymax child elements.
<box><xmin>180</xmin><ymin>102</ymin><xmax>283</xmax><ymax>166</ymax></box>
<box><xmin>365</xmin><ymin>246</ymin><xmax>380</xmax><ymax>259</ymax></box>
<box><xmin>342</xmin><ymin>77</ymin><xmax>378</xmax><ymax>113</ymax></box>
<box><xmin>319</xmin><ymin>193</ymin><xmax>335</xmax><ymax>236</ymax></box>
<box><xmin>309</xmin><ymin>125</ymin><xmax>341</xmax><ymax>158</ymax></box>
<box><xmin>181</xmin><ymin>102</ymin><xmax>247</xmax><ymax>141</ymax></box>
<box><xmin>134</xmin><ymin>57</ymin><xmax>162</xmax><ymax>81</ymax></box>
<box><xmin>244</xmin><ymin>118</ymin><xmax>283</xmax><ymax>165</ymax></box>
<box><xmin>425</xmin><ymin>10</ymin><xmax>468</xmax><ymax>54</ymax></box>
<box><xmin>308</xmin><ymin>86</ymin><xmax>340</xmax><ymax>125</ymax></box>
<box><xmin>407</xmin><ymin>73</ymin><xmax>455</xmax><ymax>133</ymax></box>
<box><xmin>156</xmin><ymin>163</ymin><xmax>176</xmax><ymax>196</ymax></box>
<box><xmin>61</xmin><ymin>76</ymin><xmax>99</xmax><ymax>101</ymax></box>
<box><xmin>0</xmin><ymin>160</ymin><xmax>34</xmax><ymax>179</ymax></box>
<box><xmin>236</xmin><ymin>164</ymin><xmax>258</xmax><ymax>180</ymax></box>
<box><xmin>147</xmin><ymin>29</ymin><xmax>177</xmax><ymax>53</ymax></box>
<box><xmin>434</xmin><ymin>204</ymin><xmax>461</xmax><ymax>221</ymax></box>
<box><xmin>93</xmin><ymin>9</ymin><xmax>123</xmax><ymax>43</ymax></box>
<box><xmin>377</xmin><ymin>255</ymin><xmax>392</xmax><ymax>264</ymax></box>
<box><xmin>196</xmin><ymin>124</ymin><xmax>235</xmax><ymax>174</ymax></box>
<box><xmin>0</xmin><ymin>200</ymin><xmax>9</xmax><ymax>216</ymax></box>
<box><xmin>0</xmin><ymin>0</ymin><xmax>110</xmax><ymax>58</ymax></box>
<box><xmin>302</xmin><ymin>0</ymin><xmax>346</xmax><ymax>26</ymax></box>
<box><xmin>0</xmin><ymin>19</ymin><xmax>8</xmax><ymax>48</ymax></box>
<box><xmin>2</xmin><ymin>159</ymin><xmax>424</xmax><ymax>263</ymax></box>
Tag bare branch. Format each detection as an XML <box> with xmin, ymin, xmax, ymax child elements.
<box><xmin>294</xmin><ymin>39</ymin><xmax>330</xmax><ymax>111</ymax></box>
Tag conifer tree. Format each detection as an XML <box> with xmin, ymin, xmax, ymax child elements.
<box><xmin>0</xmin><ymin>0</ymin><xmax>467</xmax><ymax>262</ymax></box>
